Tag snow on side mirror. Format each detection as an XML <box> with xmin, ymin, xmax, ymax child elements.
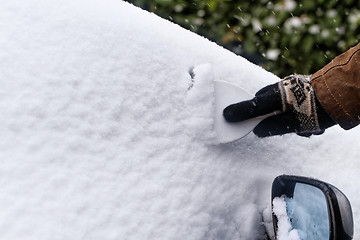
<box><xmin>271</xmin><ymin>175</ymin><xmax>353</xmax><ymax>240</ymax></box>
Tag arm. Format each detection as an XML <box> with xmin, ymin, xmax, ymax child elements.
<box><xmin>223</xmin><ymin>43</ymin><xmax>360</xmax><ymax>137</ymax></box>
<box><xmin>312</xmin><ymin>42</ymin><xmax>360</xmax><ymax>130</ymax></box>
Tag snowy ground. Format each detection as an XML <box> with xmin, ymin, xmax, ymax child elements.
<box><xmin>1</xmin><ymin>0</ymin><xmax>359</xmax><ymax>239</ymax></box>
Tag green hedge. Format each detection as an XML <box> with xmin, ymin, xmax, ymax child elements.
<box><xmin>126</xmin><ymin>0</ymin><xmax>360</xmax><ymax>77</ymax></box>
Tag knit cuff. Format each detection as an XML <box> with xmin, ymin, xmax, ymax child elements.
<box><xmin>278</xmin><ymin>74</ymin><xmax>321</xmax><ymax>133</ymax></box>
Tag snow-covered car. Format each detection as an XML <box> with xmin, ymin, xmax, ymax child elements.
<box><xmin>1</xmin><ymin>0</ymin><xmax>358</xmax><ymax>239</ymax></box>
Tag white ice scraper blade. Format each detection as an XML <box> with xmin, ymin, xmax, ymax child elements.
<box><xmin>214</xmin><ymin>80</ymin><xmax>276</xmax><ymax>143</ymax></box>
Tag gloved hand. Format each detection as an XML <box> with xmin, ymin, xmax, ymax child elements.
<box><xmin>223</xmin><ymin>74</ymin><xmax>336</xmax><ymax>137</ymax></box>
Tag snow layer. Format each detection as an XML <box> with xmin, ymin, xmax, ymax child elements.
<box><xmin>0</xmin><ymin>0</ymin><xmax>359</xmax><ymax>239</ymax></box>
<box><xmin>272</xmin><ymin>197</ymin><xmax>300</xmax><ymax>240</ymax></box>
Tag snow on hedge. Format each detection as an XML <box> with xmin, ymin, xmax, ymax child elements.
<box><xmin>0</xmin><ymin>0</ymin><xmax>359</xmax><ymax>239</ymax></box>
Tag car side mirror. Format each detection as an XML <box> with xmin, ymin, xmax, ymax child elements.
<box><xmin>271</xmin><ymin>175</ymin><xmax>353</xmax><ymax>240</ymax></box>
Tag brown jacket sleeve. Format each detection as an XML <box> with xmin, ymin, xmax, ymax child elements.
<box><xmin>311</xmin><ymin>42</ymin><xmax>360</xmax><ymax>130</ymax></box>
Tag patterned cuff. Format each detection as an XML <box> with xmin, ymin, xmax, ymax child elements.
<box><xmin>278</xmin><ymin>74</ymin><xmax>321</xmax><ymax>133</ymax></box>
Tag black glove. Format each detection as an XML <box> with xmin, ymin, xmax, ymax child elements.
<box><xmin>223</xmin><ymin>74</ymin><xmax>336</xmax><ymax>137</ymax></box>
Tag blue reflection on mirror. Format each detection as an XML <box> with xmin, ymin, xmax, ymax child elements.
<box><xmin>285</xmin><ymin>183</ymin><xmax>330</xmax><ymax>240</ymax></box>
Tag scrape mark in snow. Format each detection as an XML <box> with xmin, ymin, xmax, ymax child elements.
<box><xmin>188</xmin><ymin>66</ymin><xmax>195</xmax><ymax>90</ymax></box>
<box><xmin>182</xmin><ymin>64</ymin><xmax>216</xmax><ymax>143</ymax></box>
